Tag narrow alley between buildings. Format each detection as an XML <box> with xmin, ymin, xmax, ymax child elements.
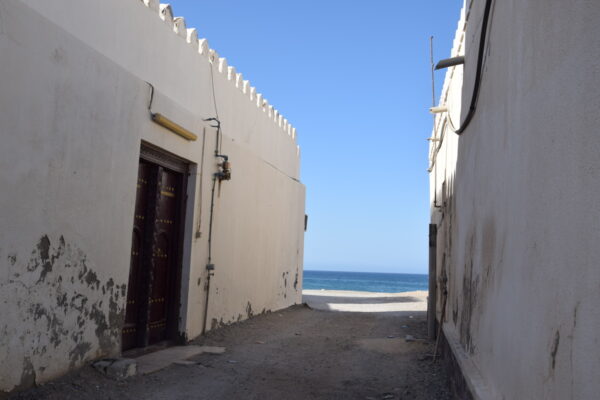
<box><xmin>10</xmin><ymin>292</ymin><xmax>451</xmax><ymax>400</ymax></box>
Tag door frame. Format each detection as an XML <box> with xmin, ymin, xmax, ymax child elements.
<box><xmin>124</xmin><ymin>142</ymin><xmax>189</xmax><ymax>350</ymax></box>
<box><xmin>140</xmin><ymin>143</ymin><xmax>189</xmax><ymax>345</ymax></box>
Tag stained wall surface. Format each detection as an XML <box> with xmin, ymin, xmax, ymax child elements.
<box><xmin>0</xmin><ymin>0</ymin><xmax>305</xmax><ymax>393</ymax></box>
<box><xmin>429</xmin><ymin>1</ymin><xmax>600</xmax><ymax>399</ymax></box>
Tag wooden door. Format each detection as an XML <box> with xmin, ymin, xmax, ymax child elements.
<box><xmin>122</xmin><ymin>153</ymin><xmax>186</xmax><ymax>351</ymax></box>
<box><xmin>147</xmin><ymin>167</ymin><xmax>181</xmax><ymax>344</ymax></box>
<box><xmin>122</xmin><ymin>162</ymin><xmax>152</xmax><ymax>351</ymax></box>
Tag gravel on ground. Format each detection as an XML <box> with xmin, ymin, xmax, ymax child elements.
<box><xmin>10</xmin><ymin>291</ymin><xmax>452</xmax><ymax>400</ymax></box>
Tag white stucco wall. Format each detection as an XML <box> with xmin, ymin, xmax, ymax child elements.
<box><xmin>21</xmin><ymin>0</ymin><xmax>299</xmax><ymax>180</ymax></box>
<box><xmin>430</xmin><ymin>1</ymin><xmax>600</xmax><ymax>399</ymax></box>
<box><xmin>0</xmin><ymin>0</ymin><xmax>305</xmax><ymax>393</ymax></box>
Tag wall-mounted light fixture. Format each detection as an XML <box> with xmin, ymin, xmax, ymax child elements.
<box><xmin>429</xmin><ymin>106</ymin><xmax>448</xmax><ymax>114</ymax></box>
<box><xmin>151</xmin><ymin>113</ymin><xmax>198</xmax><ymax>141</ymax></box>
<box><xmin>435</xmin><ymin>56</ymin><xmax>465</xmax><ymax>70</ymax></box>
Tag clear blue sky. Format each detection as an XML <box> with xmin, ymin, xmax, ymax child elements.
<box><xmin>169</xmin><ymin>0</ymin><xmax>463</xmax><ymax>274</ymax></box>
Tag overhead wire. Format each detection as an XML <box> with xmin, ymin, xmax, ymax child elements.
<box><xmin>429</xmin><ymin>0</ymin><xmax>494</xmax><ymax>171</ymax></box>
<box><xmin>208</xmin><ymin>58</ymin><xmax>222</xmax><ymax>153</ymax></box>
<box><xmin>451</xmin><ymin>0</ymin><xmax>494</xmax><ymax>135</ymax></box>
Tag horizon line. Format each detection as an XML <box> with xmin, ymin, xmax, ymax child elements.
<box><xmin>303</xmin><ymin>268</ymin><xmax>428</xmax><ymax>275</ymax></box>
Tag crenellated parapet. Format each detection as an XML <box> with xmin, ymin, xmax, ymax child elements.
<box><xmin>139</xmin><ymin>1</ymin><xmax>297</xmax><ymax>142</ymax></box>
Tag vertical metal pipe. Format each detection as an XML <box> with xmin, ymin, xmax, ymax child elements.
<box><xmin>201</xmin><ymin>126</ymin><xmax>221</xmax><ymax>335</ymax></box>
<box><xmin>195</xmin><ymin>128</ymin><xmax>207</xmax><ymax>238</ymax></box>
<box><xmin>430</xmin><ymin>36</ymin><xmax>436</xmax><ymax>109</ymax></box>
<box><xmin>201</xmin><ymin>175</ymin><xmax>217</xmax><ymax>335</ymax></box>
<box><xmin>430</xmin><ymin>36</ymin><xmax>440</xmax><ymax>208</ymax></box>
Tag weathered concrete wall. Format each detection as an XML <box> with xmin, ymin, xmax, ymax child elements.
<box><xmin>0</xmin><ymin>1</ymin><xmax>144</xmax><ymax>391</ymax></box>
<box><xmin>0</xmin><ymin>0</ymin><xmax>304</xmax><ymax>393</ymax></box>
<box><xmin>430</xmin><ymin>1</ymin><xmax>600</xmax><ymax>399</ymax></box>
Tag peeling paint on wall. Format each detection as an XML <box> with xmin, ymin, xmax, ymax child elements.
<box><xmin>459</xmin><ymin>230</ymin><xmax>478</xmax><ymax>355</ymax></box>
<box><xmin>13</xmin><ymin>358</ymin><xmax>36</xmax><ymax>393</ymax></box>
<box><xmin>550</xmin><ymin>330</ymin><xmax>560</xmax><ymax>372</ymax></box>
<box><xmin>246</xmin><ymin>301</ymin><xmax>254</xmax><ymax>319</ymax></box>
<box><xmin>0</xmin><ymin>235</ymin><xmax>125</xmax><ymax>393</ymax></box>
<box><xmin>282</xmin><ymin>271</ymin><xmax>289</xmax><ymax>288</ymax></box>
<box><xmin>210</xmin><ymin>317</ymin><xmax>225</xmax><ymax>331</ymax></box>
<box><xmin>293</xmin><ymin>267</ymin><xmax>299</xmax><ymax>291</ymax></box>
<box><xmin>459</xmin><ymin>261</ymin><xmax>474</xmax><ymax>353</ymax></box>
<box><xmin>480</xmin><ymin>217</ymin><xmax>496</xmax><ymax>291</ymax></box>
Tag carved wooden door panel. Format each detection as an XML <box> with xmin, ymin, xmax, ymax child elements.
<box><xmin>122</xmin><ymin>161</ymin><xmax>152</xmax><ymax>351</ymax></box>
<box><xmin>123</xmin><ymin>151</ymin><xmax>186</xmax><ymax>351</ymax></box>
<box><xmin>147</xmin><ymin>167</ymin><xmax>181</xmax><ymax>345</ymax></box>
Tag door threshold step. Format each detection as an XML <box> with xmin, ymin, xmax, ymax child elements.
<box><xmin>135</xmin><ymin>345</ymin><xmax>226</xmax><ymax>375</ymax></box>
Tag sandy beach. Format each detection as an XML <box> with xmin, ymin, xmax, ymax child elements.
<box><xmin>303</xmin><ymin>289</ymin><xmax>428</xmax><ymax>314</ymax></box>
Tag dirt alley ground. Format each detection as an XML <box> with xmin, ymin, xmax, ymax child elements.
<box><xmin>10</xmin><ymin>304</ymin><xmax>452</xmax><ymax>400</ymax></box>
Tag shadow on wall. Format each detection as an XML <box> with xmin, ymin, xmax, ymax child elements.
<box><xmin>1</xmin><ymin>235</ymin><xmax>126</xmax><ymax>393</ymax></box>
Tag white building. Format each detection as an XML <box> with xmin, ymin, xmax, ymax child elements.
<box><xmin>0</xmin><ymin>0</ymin><xmax>305</xmax><ymax>393</ymax></box>
<box><xmin>429</xmin><ymin>1</ymin><xmax>600</xmax><ymax>399</ymax></box>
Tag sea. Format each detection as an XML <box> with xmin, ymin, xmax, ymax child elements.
<box><xmin>303</xmin><ymin>270</ymin><xmax>428</xmax><ymax>293</ymax></box>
